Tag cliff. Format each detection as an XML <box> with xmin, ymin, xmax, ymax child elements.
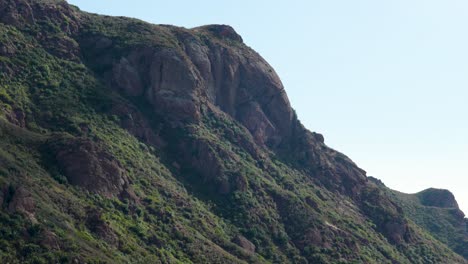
<box><xmin>0</xmin><ymin>0</ymin><xmax>466</xmax><ymax>263</ymax></box>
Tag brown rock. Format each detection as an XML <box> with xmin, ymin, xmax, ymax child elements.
<box><xmin>40</xmin><ymin>230</ymin><xmax>61</xmax><ymax>250</ymax></box>
<box><xmin>184</xmin><ymin>139</ymin><xmax>223</xmax><ymax>184</ymax></box>
<box><xmin>360</xmin><ymin>186</ymin><xmax>413</xmax><ymax>244</ymax></box>
<box><xmin>303</xmin><ymin>228</ymin><xmax>324</xmax><ymax>246</ymax></box>
<box><xmin>112</xmin><ymin>57</ymin><xmax>144</xmax><ymax>97</ymax></box>
<box><xmin>234</xmin><ymin>173</ymin><xmax>248</xmax><ymax>192</ymax></box>
<box><xmin>0</xmin><ymin>0</ymin><xmax>35</xmax><ymax>26</ymax></box>
<box><xmin>417</xmin><ymin>188</ymin><xmax>460</xmax><ymax>209</ymax></box>
<box><xmin>7</xmin><ymin>186</ymin><xmax>36</xmax><ymax>221</ymax></box>
<box><xmin>49</xmin><ymin>138</ymin><xmax>129</xmax><ymax>198</ymax></box>
<box><xmin>110</xmin><ymin>103</ymin><xmax>161</xmax><ymax>147</ymax></box>
<box><xmin>233</xmin><ymin>235</ymin><xmax>255</xmax><ymax>253</ymax></box>
<box><xmin>86</xmin><ymin>208</ymin><xmax>118</xmax><ymax>245</ymax></box>
<box><xmin>119</xmin><ymin>186</ymin><xmax>140</xmax><ymax>204</ymax></box>
<box><xmin>41</xmin><ymin>34</ymin><xmax>80</xmax><ymax>61</ymax></box>
<box><xmin>0</xmin><ymin>0</ymin><xmax>79</xmax><ymax>32</ymax></box>
<box><xmin>5</xmin><ymin>108</ymin><xmax>26</xmax><ymax>128</ymax></box>
<box><xmin>81</xmin><ymin>23</ymin><xmax>367</xmax><ymax>199</ymax></box>
<box><xmin>89</xmin><ymin>24</ymin><xmax>293</xmax><ymax>145</ymax></box>
<box><xmin>237</xmin><ymin>101</ymin><xmax>277</xmax><ymax>146</ymax></box>
<box><xmin>145</xmin><ymin>48</ymin><xmax>202</xmax><ymax>122</ymax></box>
<box><xmin>384</xmin><ymin>220</ymin><xmax>409</xmax><ymax>244</ymax></box>
<box><xmin>195</xmin><ymin>25</ymin><xmax>244</xmax><ymax>43</ymax></box>
<box><xmin>0</xmin><ymin>42</ymin><xmax>16</xmax><ymax>56</ymax></box>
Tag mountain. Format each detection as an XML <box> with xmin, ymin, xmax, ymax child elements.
<box><xmin>369</xmin><ymin>177</ymin><xmax>467</xmax><ymax>260</ymax></box>
<box><xmin>0</xmin><ymin>0</ymin><xmax>466</xmax><ymax>263</ymax></box>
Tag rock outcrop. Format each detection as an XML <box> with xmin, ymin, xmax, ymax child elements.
<box><xmin>417</xmin><ymin>188</ymin><xmax>460</xmax><ymax>209</ymax></box>
<box><xmin>0</xmin><ymin>1</ymin><xmax>465</xmax><ymax>263</ymax></box>
<box><xmin>233</xmin><ymin>235</ymin><xmax>255</xmax><ymax>253</ymax></box>
<box><xmin>46</xmin><ymin>137</ymin><xmax>130</xmax><ymax>198</ymax></box>
<box><xmin>7</xmin><ymin>186</ymin><xmax>36</xmax><ymax>222</ymax></box>
<box><xmin>85</xmin><ymin>208</ymin><xmax>118</xmax><ymax>245</ymax></box>
<box><xmin>78</xmin><ymin>22</ymin><xmax>367</xmax><ymax>198</ymax></box>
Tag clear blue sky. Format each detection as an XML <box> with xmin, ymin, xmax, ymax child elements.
<box><xmin>67</xmin><ymin>0</ymin><xmax>468</xmax><ymax>215</ymax></box>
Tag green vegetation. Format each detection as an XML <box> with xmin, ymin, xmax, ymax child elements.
<box><xmin>382</xmin><ymin>184</ymin><xmax>467</xmax><ymax>259</ymax></box>
<box><xmin>0</xmin><ymin>0</ymin><xmax>465</xmax><ymax>263</ymax></box>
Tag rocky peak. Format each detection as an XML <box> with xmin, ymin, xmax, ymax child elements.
<box><xmin>193</xmin><ymin>24</ymin><xmax>243</xmax><ymax>43</ymax></box>
<box><xmin>0</xmin><ymin>0</ymin><xmax>79</xmax><ymax>31</ymax></box>
<box><xmin>0</xmin><ymin>0</ymin><xmax>466</xmax><ymax>262</ymax></box>
<box><xmin>0</xmin><ymin>0</ymin><xmax>35</xmax><ymax>26</ymax></box>
<box><xmin>416</xmin><ymin>188</ymin><xmax>460</xmax><ymax>209</ymax></box>
<box><xmin>73</xmin><ymin>11</ymin><xmax>369</xmax><ymax>198</ymax></box>
<box><xmin>83</xmin><ymin>21</ymin><xmax>295</xmax><ymax>147</ymax></box>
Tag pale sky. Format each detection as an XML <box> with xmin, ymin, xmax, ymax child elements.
<box><xmin>67</xmin><ymin>0</ymin><xmax>468</xmax><ymax>215</ymax></box>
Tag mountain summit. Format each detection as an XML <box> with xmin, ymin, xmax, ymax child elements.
<box><xmin>0</xmin><ymin>0</ymin><xmax>466</xmax><ymax>263</ymax></box>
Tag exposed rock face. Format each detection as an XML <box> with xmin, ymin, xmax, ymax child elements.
<box><xmin>286</xmin><ymin>122</ymin><xmax>367</xmax><ymax>197</ymax></box>
<box><xmin>0</xmin><ymin>41</ymin><xmax>16</xmax><ymax>56</ymax></box>
<box><xmin>233</xmin><ymin>235</ymin><xmax>255</xmax><ymax>253</ymax></box>
<box><xmin>48</xmin><ymin>138</ymin><xmax>130</xmax><ymax>198</ymax></box>
<box><xmin>361</xmin><ymin>186</ymin><xmax>413</xmax><ymax>244</ymax></box>
<box><xmin>0</xmin><ymin>0</ymin><xmax>35</xmax><ymax>26</ymax></box>
<box><xmin>196</xmin><ymin>25</ymin><xmax>244</xmax><ymax>42</ymax></box>
<box><xmin>0</xmin><ymin>0</ymin><xmax>79</xmax><ymax>32</ymax></box>
<box><xmin>40</xmin><ymin>230</ymin><xmax>61</xmax><ymax>250</ymax></box>
<box><xmin>417</xmin><ymin>188</ymin><xmax>460</xmax><ymax>208</ymax></box>
<box><xmin>79</xmin><ymin>23</ymin><xmax>367</xmax><ymax>198</ymax></box>
<box><xmin>86</xmin><ymin>208</ymin><xmax>118</xmax><ymax>246</ymax></box>
<box><xmin>80</xmin><ymin>23</ymin><xmax>367</xmax><ymax>199</ymax></box>
<box><xmin>5</xmin><ymin>108</ymin><xmax>26</xmax><ymax>128</ymax></box>
<box><xmin>1</xmin><ymin>1</ymin><xmax>465</xmax><ymax>262</ymax></box>
<box><xmin>7</xmin><ymin>186</ymin><xmax>36</xmax><ymax>221</ymax></box>
<box><xmin>110</xmin><ymin>103</ymin><xmax>162</xmax><ymax>147</ymax></box>
<box><xmin>82</xmin><ymin>24</ymin><xmax>293</xmax><ymax>147</ymax></box>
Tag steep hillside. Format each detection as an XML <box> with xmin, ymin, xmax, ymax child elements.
<box><xmin>369</xmin><ymin>178</ymin><xmax>467</xmax><ymax>260</ymax></box>
<box><xmin>0</xmin><ymin>0</ymin><xmax>466</xmax><ymax>263</ymax></box>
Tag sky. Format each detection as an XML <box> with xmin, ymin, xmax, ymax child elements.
<box><xmin>67</xmin><ymin>0</ymin><xmax>468</xmax><ymax>215</ymax></box>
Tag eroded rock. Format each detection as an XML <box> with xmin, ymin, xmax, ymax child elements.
<box><xmin>7</xmin><ymin>186</ymin><xmax>36</xmax><ymax>222</ymax></box>
<box><xmin>111</xmin><ymin>103</ymin><xmax>162</xmax><ymax>147</ymax></box>
<box><xmin>195</xmin><ymin>25</ymin><xmax>244</xmax><ymax>42</ymax></box>
<box><xmin>0</xmin><ymin>0</ymin><xmax>35</xmax><ymax>26</ymax></box>
<box><xmin>5</xmin><ymin>108</ymin><xmax>26</xmax><ymax>128</ymax></box>
<box><xmin>233</xmin><ymin>235</ymin><xmax>255</xmax><ymax>253</ymax></box>
<box><xmin>40</xmin><ymin>230</ymin><xmax>61</xmax><ymax>250</ymax></box>
<box><xmin>417</xmin><ymin>188</ymin><xmax>460</xmax><ymax>209</ymax></box>
<box><xmin>360</xmin><ymin>186</ymin><xmax>413</xmax><ymax>244</ymax></box>
<box><xmin>47</xmin><ymin>137</ymin><xmax>130</xmax><ymax>198</ymax></box>
<box><xmin>112</xmin><ymin>57</ymin><xmax>144</xmax><ymax>97</ymax></box>
<box><xmin>86</xmin><ymin>208</ymin><xmax>118</xmax><ymax>245</ymax></box>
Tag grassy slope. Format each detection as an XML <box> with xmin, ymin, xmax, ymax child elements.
<box><xmin>0</xmin><ymin>1</ymin><xmax>466</xmax><ymax>263</ymax></box>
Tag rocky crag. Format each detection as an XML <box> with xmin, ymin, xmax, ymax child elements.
<box><xmin>0</xmin><ymin>0</ymin><xmax>466</xmax><ymax>263</ymax></box>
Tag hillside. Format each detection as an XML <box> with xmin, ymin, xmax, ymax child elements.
<box><xmin>0</xmin><ymin>0</ymin><xmax>466</xmax><ymax>263</ymax></box>
<box><xmin>369</xmin><ymin>178</ymin><xmax>467</xmax><ymax>260</ymax></box>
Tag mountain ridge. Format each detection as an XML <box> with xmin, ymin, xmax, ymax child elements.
<box><xmin>0</xmin><ymin>0</ymin><xmax>466</xmax><ymax>263</ymax></box>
